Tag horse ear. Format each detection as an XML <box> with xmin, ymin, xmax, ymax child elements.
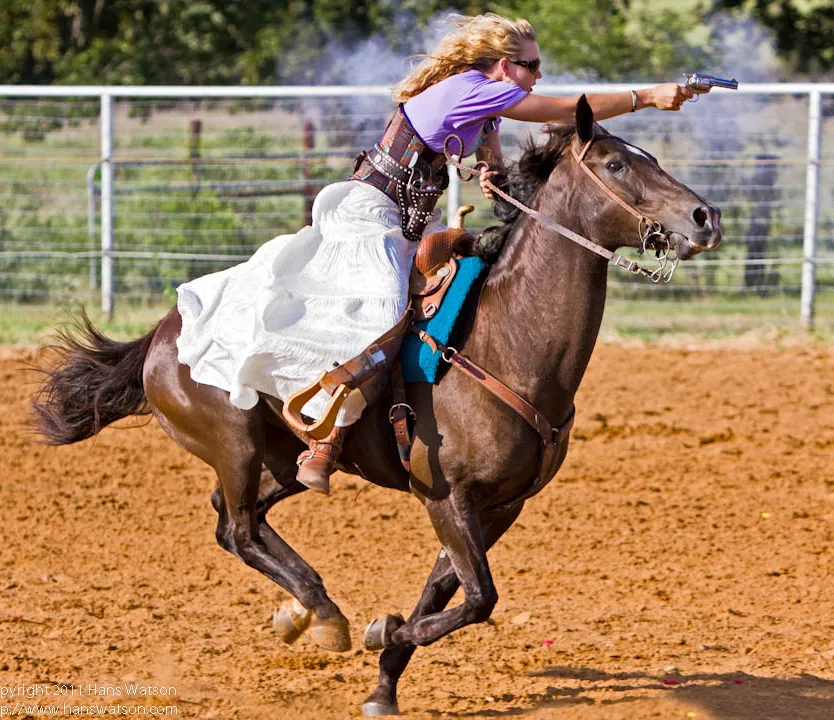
<box><xmin>575</xmin><ymin>94</ymin><xmax>594</xmax><ymax>144</ymax></box>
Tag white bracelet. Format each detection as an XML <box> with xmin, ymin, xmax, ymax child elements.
<box><xmin>630</xmin><ymin>89</ymin><xmax>638</xmax><ymax>112</ymax></box>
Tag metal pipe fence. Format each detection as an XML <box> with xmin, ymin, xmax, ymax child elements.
<box><xmin>0</xmin><ymin>83</ymin><xmax>832</xmax><ymax>326</ymax></box>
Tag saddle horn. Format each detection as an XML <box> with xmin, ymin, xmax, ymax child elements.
<box><xmin>451</xmin><ymin>204</ymin><xmax>475</xmax><ymax>229</ymax></box>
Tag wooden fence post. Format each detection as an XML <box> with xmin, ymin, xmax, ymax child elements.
<box><xmin>189</xmin><ymin>119</ymin><xmax>202</xmax><ymax>193</ymax></box>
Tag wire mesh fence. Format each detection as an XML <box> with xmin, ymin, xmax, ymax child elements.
<box><xmin>1</xmin><ymin>88</ymin><xmax>832</xmax><ymax>322</ymax></box>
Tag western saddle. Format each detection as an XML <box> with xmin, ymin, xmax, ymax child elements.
<box><xmin>280</xmin><ymin>205</ymin><xmax>478</xmax><ymax>443</ymax></box>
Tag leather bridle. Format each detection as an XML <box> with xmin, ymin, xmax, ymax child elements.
<box><xmin>571</xmin><ymin>135</ymin><xmax>682</xmax><ymax>282</ymax></box>
<box><xmin>572</xmin><ymin>136</ymin><xmax>658</xmax><ymax>226</ymax></box>
<box><xmin>444</xmin><ymin>132</ymin><xmax>683</xmax><ymax>283</ymax></box>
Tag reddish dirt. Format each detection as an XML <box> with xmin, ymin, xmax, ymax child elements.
<box><xmin>2</xmin><ymin>344</ymin><xmax>833</xmax><ymax>719</ymax></box>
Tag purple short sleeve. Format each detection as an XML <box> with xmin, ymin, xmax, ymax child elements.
<box><xmin>403</xmin><ymin>70</ymin><xmax>528</xmax><ymax>156</ymax></box>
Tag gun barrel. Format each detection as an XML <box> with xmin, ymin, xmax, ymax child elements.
<box><xmin>710</xmin><ymin>76</ymin><xmax>739</xmax><ymax>90</ymax></box>
<box><xmin>683</xmin><ymin>72</ymin><xmax>738</xmax><ymax>90</ymax></box>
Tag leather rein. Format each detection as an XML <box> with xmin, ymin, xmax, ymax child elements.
<box><xmin>443</xmin><ymin>134</ymin><xmax>682</xmax><ymax>284</ymax></box>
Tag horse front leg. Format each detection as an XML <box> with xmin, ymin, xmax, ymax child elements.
<box><xmin>395</xmin><ymin>491</ymin><xmax>497</xmax><ymax>645</ymax></box>
<box><xmin>363</xmin><ymin>503</ymin><xmax>522</xmax><ymax>716</ymax></box>
<box><xmin>362</xmin><ymin>490</ymin><xmax>510</xmax><ymax>692</ymax></box>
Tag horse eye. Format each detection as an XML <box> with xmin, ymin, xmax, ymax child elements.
<box><xmin>606</xmin><ymin>160</ymin><xmax>625</xmax><ymax>173</ymax></box>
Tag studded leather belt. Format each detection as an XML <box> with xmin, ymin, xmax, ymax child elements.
<box><xmin>351</xmin><ymin>106</ymin><xmax>448</xmax><ymax>242</ymax></box>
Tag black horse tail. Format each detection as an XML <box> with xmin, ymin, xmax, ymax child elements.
<box><xmin>32</xmin><ymin>311</ymin><xmax>159</xmax><ymax>445</ymax></box>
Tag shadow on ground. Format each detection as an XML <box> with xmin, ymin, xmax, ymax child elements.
<box><xmin>443</xmin><ymin>666</ymin><xmax>834</xmax><ymax>719</ymax></box>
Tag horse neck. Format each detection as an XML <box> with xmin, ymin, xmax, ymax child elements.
<box><xmin>469</xmin><ymin>171</ymin><xmax>609</xmax><ymax>422</ymax></box>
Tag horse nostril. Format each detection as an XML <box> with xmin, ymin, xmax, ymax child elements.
<box><xmin>692</xmin><ymin>206</ymin><xmax>709</xmax><ymax>228</ymax></box>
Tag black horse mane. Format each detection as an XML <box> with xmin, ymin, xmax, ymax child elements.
<box><xmin>474</xmin><ymin>122</ymin><xmax>620</xmax><ymax>263</ymax></box>
<box><xmin>473</xmin><ymin>124</ymin><xmax>575</xmax><ymax>263</ymax></box>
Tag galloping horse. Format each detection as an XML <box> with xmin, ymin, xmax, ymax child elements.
<box><xmin>33</xmin><ymin>98</ymin><xmax>721</xmax><ymax>717</ymax></box>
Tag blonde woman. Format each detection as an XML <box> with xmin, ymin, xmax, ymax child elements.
<box><xmin>390</xmin><ymin>14</ymin><xmax>695</xmax><ymax>201</ymax></box>
<box><xmin>175</xmin><ymin>13</ymin><xmax>702</xmax><ymax>494</ymax></box>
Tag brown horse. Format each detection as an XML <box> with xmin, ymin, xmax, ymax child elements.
<box><xmin>33</xmin><ymin>98</ymin><xmax>721</xmax><ymax>717</ymax></box>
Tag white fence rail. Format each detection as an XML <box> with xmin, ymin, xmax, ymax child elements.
<box><xmin>0</xmin><ymin>84</ymin><xmax>832</xmax><ymax>326</ymax></box>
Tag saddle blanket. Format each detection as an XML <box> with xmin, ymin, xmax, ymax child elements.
<box><xmin>401</xmin><ymin>256</ymin><xmax>488</xmax><ymax>384</ymax></box>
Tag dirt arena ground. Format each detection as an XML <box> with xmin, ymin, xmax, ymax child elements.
<box><xmin>1</xmin><ymin>343</ymin><xmax>833</xmax><ymax>719</ymax></box>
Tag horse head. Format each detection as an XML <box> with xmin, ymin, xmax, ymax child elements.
<box><xmin>566</xmin><ymin>94</ymin><xmax>722</xmax><ymax>262</ymax></box>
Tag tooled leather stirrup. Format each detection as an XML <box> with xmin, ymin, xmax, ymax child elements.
<box><xmin>282</xmin><ymin>310</ymin><xmax>414</xmax><ymax>442</ymax></box>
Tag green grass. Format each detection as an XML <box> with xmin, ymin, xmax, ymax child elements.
<box><xmin>2</xmin><ymin>295</ymin><xmax>832</xmax><ymax>348</ymax></box>
<box><xmin>0</xmin><ymin>302</ymin><xmax>171</xmax><ymax>346</ymax></box>
<box><xmin>599</xmin><ymin>295</ymin><xmax>834</xmax><ymax>344</ymax></box>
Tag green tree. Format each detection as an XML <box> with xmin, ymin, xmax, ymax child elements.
<box><xmin>0</xmin><ymin>1</ymin><xmax>497</xmax><ymax>86</ymax></box>
<box><xmin>5</xmin><ymin>0</ymin><xmax>713</xmax><ymax>87</ymax></box>
<box><xmin>506</xmin><ymin>0</ymin><xmax>715</xmax><ymax>80</ymax></box>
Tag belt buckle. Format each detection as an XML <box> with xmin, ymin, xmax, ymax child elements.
<box><xmin>388</xmin><ymin>403</ymin><xmax>416</xmax><ymax>424</ymax></box>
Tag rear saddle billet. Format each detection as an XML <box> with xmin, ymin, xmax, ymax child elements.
<box><xmin>281</xmin><ymin>205</ymin><xmax>477</xmax><ymax>441</ymax></box>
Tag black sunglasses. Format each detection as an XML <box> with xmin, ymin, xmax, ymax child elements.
<box><xmin>510</xmin><ymin>58</ymin><xmax>541</xmax><ymax>74</ymax></box>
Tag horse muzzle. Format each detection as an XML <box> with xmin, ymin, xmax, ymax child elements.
<box><xmin>673</xmin><ymin>205</ymin><xmax>723</xmax><ymax>260</ymax></box>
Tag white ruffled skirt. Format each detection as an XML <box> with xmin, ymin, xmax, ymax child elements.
<box><xmin>175</xmin><ymin>180</ymin><xmax>443</xmax><ymax>425</ymax></box>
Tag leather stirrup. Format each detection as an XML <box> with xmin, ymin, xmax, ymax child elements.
<box><xmin>282</xmin><ymin>310</ymin><xmax>413</xmax><ymax>442</ymax></box>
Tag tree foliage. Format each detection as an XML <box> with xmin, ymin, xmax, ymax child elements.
<box><xmin>1</xmin><ymin>0</ymin><xmax>827</xmax><ymax>86</ymax></box>
<box><xmin>506</xmin><ymin>0</ymin><xmax>714</xmax><ymax>80</ymax></box>
<box><xmin>0</xmin><ymin>1</ymin><xmax>494</xmax><ymax>86</ymax></box>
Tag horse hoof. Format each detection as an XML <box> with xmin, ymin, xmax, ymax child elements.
<box><xmin>363</xmin><ymin>614</ymin><xmax>405</xmax><ymax>651</ymax></box>
<box><xmin>272</xmin><ymin>598</ymin><xmax>312</xmax><ymax>644</ymax></box>
<box><xmin>362</xmin><ymin>700</ymin><xmax>400</xmax><ymax>717</ymax></box>
<box><xmin>309</xmin><ymin>613</ymin><xmax>352</xmax><ymax>652</ymax></box>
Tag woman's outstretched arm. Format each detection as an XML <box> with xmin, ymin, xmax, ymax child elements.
<box><xmin>500</xmin><ymin>83</ymin><xmax>700</xmax><ymax>123</ymax></box>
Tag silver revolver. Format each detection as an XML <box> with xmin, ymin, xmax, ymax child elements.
<box><xmin>682</xmin><ymin>72</ymin><xmax>739</xmax><ymax>101</ymax></box>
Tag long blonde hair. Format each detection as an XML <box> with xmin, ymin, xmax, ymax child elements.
<box><xmin>393</xmin><ymin>13</ymin><xmax>536</xmax><ymax>103</ymax></box>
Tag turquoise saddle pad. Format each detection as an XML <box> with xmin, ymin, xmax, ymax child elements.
<box><xmin>401</xmin><ymin>256</ymin><xmax>488</xmax><ymax>384</ymax></box>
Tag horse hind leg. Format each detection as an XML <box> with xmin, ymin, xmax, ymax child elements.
<box><xmin>146</xmin><ymin>311</ymin><xmax>348</xmax><ymax>649</ymax></box>
<box><xmin>210</xmin><ymin>453</ymin><xmax>306</xmax><ymax>557</ymax></box>
<box><xmin>213</xmin><ymin>448</ymin><xmax>351</xmax><ymax>651</ymax></box>
<box><xmin>362</xmin><ymin>504</ymin><xmax>523</xmax><ymax>716</ymax></box>
<box><xmin>211</xmin><ymin>471</ymin><xmax>326</xmax><ymax>646</ymax></box>
<box><xmin>259</xmin><ymin>454</ymin><xmax>350</xmax><ymax>650</ymax></box>
<box><xmin>211</xmin><ymin>465</ymin><xmax>304</xmax><ymax>557</ymax></box>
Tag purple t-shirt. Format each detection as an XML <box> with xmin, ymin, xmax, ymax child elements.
<box><xmin>403</xmin><ymin>69</ymin><xmax>528</xmax><ymax>157</ymax></box>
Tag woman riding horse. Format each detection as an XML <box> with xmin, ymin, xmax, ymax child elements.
<box><xmin>174</xmin><ymin>13</ymin><xmax>704</xmax><ymax>495</ymax></box>
<box><xmin>33</xmin><ymin>15</ymin><xmax>724</xmax><ymax>716</ymax></box>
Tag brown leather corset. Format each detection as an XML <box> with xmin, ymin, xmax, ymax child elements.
<box><xmin>351</xmin><ymin>106</ymin><xmax>448</xmax><ymax>242</ymax></box>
